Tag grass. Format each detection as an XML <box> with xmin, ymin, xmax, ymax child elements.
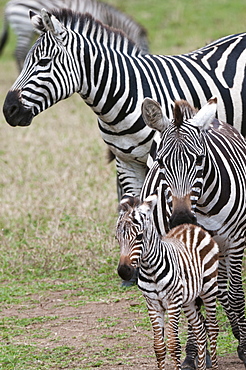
<box><xmin>0</xmin><ymin>0</ymin><xmax>246</xmax><ymax>368</ymax></box>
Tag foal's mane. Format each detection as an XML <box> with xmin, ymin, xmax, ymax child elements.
<box><xmin>51</xmin><ymin>8</ymin><xmax>140</xmax><ymax>55</ymax></box>
<box><xmin>173</xmin><ymin>100</ymin><xmax>197</xmax><ymax>128</ymax></box>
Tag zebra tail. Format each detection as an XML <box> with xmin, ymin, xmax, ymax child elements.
<box><xmin>0</xmin><ymin>18</ymin><xmax>9</xmax><ymax>55</ymax></box>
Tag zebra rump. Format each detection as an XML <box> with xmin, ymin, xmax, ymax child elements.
<box><xmin>116</xmin><ymin>193</ymin><xmax>219</xmax><ymax>370</ymax></box>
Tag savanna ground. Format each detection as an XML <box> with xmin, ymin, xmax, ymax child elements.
<box><xmin>0</xmin><ymin>0</ymin><xmax>246</xmax><ymax>368</ymax></box>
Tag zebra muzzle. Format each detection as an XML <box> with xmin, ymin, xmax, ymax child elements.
<box><xmin>3</xmin><ymin>90</ymin><xmax>33</xmax><ymax>127</ymax></box>
<box><xmin>117</xmin><ymin>255</ymin><xmax>135</xmax><ymax>281</ymax></box>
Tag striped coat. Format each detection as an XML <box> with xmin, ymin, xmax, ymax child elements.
<box><xmin>117</xmin><ymin>194</ymin><xmax>219</xmax><ymax>370</ymax></box>
<box><xmin>140</xmin><ymin>97</ymin><xmax>246</xmax><ymax>367</ymax></box>
<box><xmin>3</xmin><ymin>10</ymin><xmax>246</xmax><ymax>199</ymax></box>
<box><xmin>0</xmin><ymin>0</ymin><xmax>148</xmax><ymax>70</ymax></box>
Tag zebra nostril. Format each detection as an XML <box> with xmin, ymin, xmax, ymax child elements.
<box><xmin>8</xmin><ymin>104</ymin><xmax>19</xmax><ymax>118</ymax></box>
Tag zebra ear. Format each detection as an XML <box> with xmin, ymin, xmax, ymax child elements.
<box><xmin>191</xmin><ymin>97</ymin><xmax>217</xmax><ymax>131</ymax></box>
<box><xmin>29</xmin><ymin>10</ymin><xmax>46</xmax><ymax>34</ymax></box>
<box><xmin>41</xmin><ymin>9</ymin><xmax>65</xmax><ymax>38</ymax></box>
<box><xmin>141</xmin><ymin>98</ymin><xmax>170</xmax><ymax>132</ymax></box>
<box><xmin>119</xmin><ymin>194</ymin><xmax>140</xmax><ymax>213</ymax></box>
<box><xmin>138</xmin><ymin>193</ymin><xmax>158</xmax><ymax>216</ymax></box>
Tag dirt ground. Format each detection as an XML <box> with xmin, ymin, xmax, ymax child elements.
<box><xmin>1</xmin><ymin>291</ymin><xmax>245</xmax><ymax>370</ymax></box>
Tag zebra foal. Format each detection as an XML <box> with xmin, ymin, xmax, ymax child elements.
<box><xmin>140</xmin><ymin>97</ymin><xmax>246</xmax><ymax>368</ymax></box>
<box><xmin>116</xmin><ymin>193</ymin><xmax>219</xmax><ymax>370</ymax></box>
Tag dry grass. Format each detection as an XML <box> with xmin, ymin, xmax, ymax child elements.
<box><xmin>0</xmin><ymin>60</ymin><xmax>119</xmax><ymax>279</ymax></box>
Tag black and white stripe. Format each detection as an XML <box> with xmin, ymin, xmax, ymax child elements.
<box><xmin>116</xmin><ymin>193</ymin><xmax>219</xmax><ymax>370</ymax></box>
<box><xmin>140</xmin><ymin>97</ymin><xmax>246</xmax><ymax>367</ymax></box>
<box><xmin>0</xmin><ymin>0</ymin><xmax>148</xmax><ymax>70</ymax></box>
<box><xmin>3</xmin><ymin>9</ymin><xmax>246</xmax><ymax>198</ymax></box>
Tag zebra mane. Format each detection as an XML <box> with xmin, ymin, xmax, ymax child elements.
<box><xmin>51</xmin><ymin>8</ymin><xmax>141</xmax><ymax>55</ymax></box>
<box><xmin>173</xmin><ymin>100</ymin><xmax>197</xmax><ymax>128</ymax></box>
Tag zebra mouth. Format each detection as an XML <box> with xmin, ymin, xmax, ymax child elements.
<box><xmin>117</xmin><ymin>262</ymin><xmax>135</xmax><ymax>281</ymax></box>
<box><xmin>3</xmin><ymin>90</ymin><xmax>34</xmax><ymax>127</ymax></box>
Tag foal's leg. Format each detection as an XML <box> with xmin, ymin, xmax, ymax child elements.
<box><xmin>145</xmin><ymin>297</ymin><xmax>166</xmax><ymax>369</ymax></box>
<box><xmin>183</xmin><ymin>302</ymin><xmax>207</xmax><ymax>370</ymax></box>
<box><xmin>167</xmin><ymin>302</ymin><xmax>183</xmax><ymax>370</ymax></box>
<box><xmin>182</xmin><ymin>298</ymin><xmax>208</xmax><ymax>370</ymax></box>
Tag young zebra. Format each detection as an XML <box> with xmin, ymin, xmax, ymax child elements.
<box><xmin>0</xmin><ymin>0</ymin><xmax>148</xmax><ymax>70</ymax></box>
<box><xmin>116</xmin><ymin>193</ymin><xmax>219</xmax><ymax>370</ymax></box>
<box><xmin>140</xmin><ymin>97</ymin><xmax>246</xmax><ymax>368</ymax></box>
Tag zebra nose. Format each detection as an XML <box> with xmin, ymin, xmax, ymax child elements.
<box><xmin>117</xmin><ymin>256</ymin><xmax>135</xmax><ymax>281</ymax></box>
<box><xmin>169</xmin><ymin>211</ymin><xmax>197</xmax><ymax>229</ymax></box>
<box><xmin>3</xmin><ymin>90</ymin><xmax>33</xmax><ymax>127</ymax></box>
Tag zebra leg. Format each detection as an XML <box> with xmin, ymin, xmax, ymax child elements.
<box><xmin>115</xmin><ymin>157</ymin><xmax>147</xmax><ymax>197</ymax></box>
<box><xmin>145</xmin><ymin>297</ymin><xmax>166</xmax><ymax>369</ymax></box>
<box><xmin>202</xmin><ymin>296</ymin><xmax>219</xmax><ymax>369</ymax></box>
<box><xmin>167</xmin><ymin>302</ymin><xmax>182</xmax><ymax>370</ymax></box>
<box><xmin>181</xmin><ymin>323</ymin><xmax>197</xmax><ymax>370</ymax></box>
<box><xmin>182</xmin><ymin>298</ymin><xmax>211</xmax><ymax>369</ymax></box>
<box><xmin>183</xmin><ymin>303</ymin><xmax>207</xmax><ymax>370</ymax></box>
<box><xmin>217</xmin><ymin>258</ymin><xmax>240</xmax><ymax>339</ymax></box>
<box><xmin>227</xmin><ymin>253</ymin><xmax>246</xmax><ymax>365</ymax></box>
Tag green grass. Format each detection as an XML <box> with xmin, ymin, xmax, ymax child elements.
<box><xmin>0</xmin><ymin>0</ymin><xmax>246</xmax><ymax>368</ymax></box>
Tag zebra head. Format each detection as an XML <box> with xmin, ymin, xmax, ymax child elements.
<box><xmin>142</xmin><ymin>97</ymin><xmax>217</xmax><ymax>229</ymax></box>
<box><xmin>116</xmin><ymin>193</ymin><xmax>157</xmax><ymax>281</ymax></box>
<box><xmin>3</xmin><ymin>9</ymin><xmax>83</xmax><ymax>127</ymax></box>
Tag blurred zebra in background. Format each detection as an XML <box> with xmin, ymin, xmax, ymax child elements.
<box><xmin>3</xmin><ymin>9</ymin><xmax>246</xmax><ymax>199</ymax></box>
<box><xmin>140</xmin><ymin>97</ymin><xmax>246</xmax><ymax>368</ymax></box>
<box><xmin>0</xmin><ymin>0</ymin><xmax>148</xmax><ymax>70</ymax></box>
<box><xmin>116</xmin><ymin>193</ymin><xmax>219</xmax><ymax>370</ymax></box>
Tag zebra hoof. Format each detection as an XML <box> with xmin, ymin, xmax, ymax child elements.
<box><xmin>237</xmin><ymin>345</ymin><xmax>246</xmax><ymax>365</ymax></box>
<box><xmin>181</xmin><ymin>356</ymin><xmax>196</xmax><ymax>370</ymax></box>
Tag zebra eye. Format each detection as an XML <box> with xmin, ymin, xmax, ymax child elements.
<box><xmin>196</xmin><ymin>155</ymin><xmax>204</xmax><ymax>166</ymax></box>
<box><xmin>136</xmin><ymin>233</ymin><xmax>143</xmax><ymax>240</ymax></box>
<box><xmin>37</xmin><ymin>58</ymin><xmax>51</xmax><ymax>67</ymax></box>
<box><xmin>156</xmin><ymin>157</ymin><xmax>164</xmax><ymax>168</ymax></box>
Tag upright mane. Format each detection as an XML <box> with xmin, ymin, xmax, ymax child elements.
<box><xmin>51</xmin><ymin>8</ymin><xmax>141</xmax><ymax>56</ymax></box>
<box><xmin>173</xmin><ymin>100</ymin><xmax>197</xmax><ymax>128</ymax></box>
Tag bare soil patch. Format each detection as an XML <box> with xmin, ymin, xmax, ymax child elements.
<box><xmin>1</xmin><ymin>291</ymin><xmax>245</xmax><ymax>369</ymax></box>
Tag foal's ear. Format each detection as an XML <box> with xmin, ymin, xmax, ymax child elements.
<box><xmin>138</xmin><ymin>193</ymin><xmax>158</xmax><ymax>216</ymax></box>
<box><xmin>141</xmin><ymin>98</ymin><xmax>170</xmax><ymax>132</ymax></box>
<box><xmin>118</xmin><ymin>194</ymin><xmax>140</xmax><ymax>213</ymax></box>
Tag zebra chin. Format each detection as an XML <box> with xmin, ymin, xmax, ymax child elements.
<box><xmin>3</xmin><ymin>90</ymin><xmax>34</xmax><ymax>127</ymax></box>
<box><xmin>117</xmin><ymin>256</ymin><xmax>135</xmax><ymax>281</ymax></box>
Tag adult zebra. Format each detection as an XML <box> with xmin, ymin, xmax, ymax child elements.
<box><xmin>140</xmin><ymin>97</ymin><xmax>246</xmax><ymax>368</ymax></box>
<box><xmin>3</xmin><ymin>8</ymin><xmax>246</xmax><ymax>198</ymax></box>
<box><xmin>0</xmin><ymin>0</ymin><xmax>148</xmax><ymax>70</ymax></box>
